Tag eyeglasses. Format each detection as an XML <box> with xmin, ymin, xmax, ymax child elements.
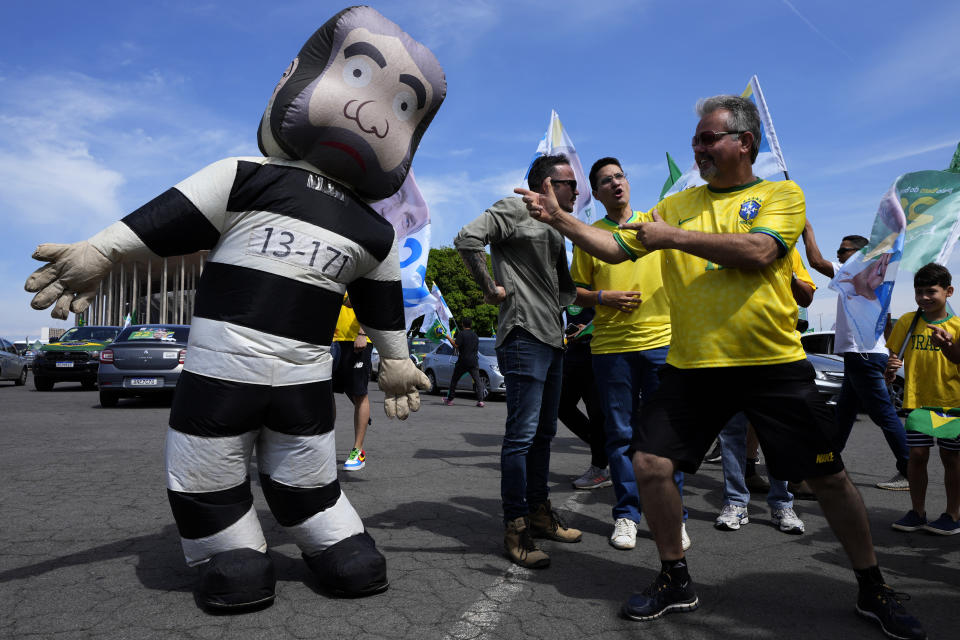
<box><xmin>551</xmin><ymin>179</ymin><xmax>577</xmax><ymax>190</ymax></box>
<box><xmin>598</xmin><ymin>172</ymin><xmax>627</xmax><ymax>187</ymax></box>
<box><xmin>691</xmin><ymin>130</ymin><xmax>743</xmax><ymax>147</ymax></box>
<box><xmin>837</xmin><ymin>247</ymin><xmax>857</xmax><ymax>257</ymax></box>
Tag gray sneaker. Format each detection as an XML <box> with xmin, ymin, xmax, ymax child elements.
<box><xmin>715</xmin><ymin>504</ymin><xmax>749</xmax><ymax>531</ymax></box>
<box><xmin>771</xmin><ymin>507</ymin><xmax>805</xmax><ymax>534</ymax></box>
<box><xmin>876</xmin><ymin>473</ymin><xmax>910</xmax><ymax>491</ymax></box>
<box><xmin>572</xmin><ymin>465</ymin><xmax>612</xmax><ymax>490</ymax></box>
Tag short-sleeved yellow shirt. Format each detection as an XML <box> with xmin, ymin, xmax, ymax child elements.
<box><xmin>613</xmin><ymin>179</ymin><xmax>806</xmax><ymax>369</ymax></box>
<box><xmin>333</xmin><ymin>304</ymin><xmax>370</xmax><ymax>343</ymax></box>
<box><xmin>887</xmin><ymin>312</ymin><xmax>960</xmax><ymax>409</ymax></box>
<box><xmin>570</xmin><ymin>213</ymin><xmax>670</xmax><ymax>354</ymax></box>
<box><xmin>791</xmin><ymin>249</ymin><xmax>816</xmax><ymax>289</ymax></box>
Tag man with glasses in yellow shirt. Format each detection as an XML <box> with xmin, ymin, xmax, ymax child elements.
<box><xmin>515</xmin><ymin>95</ymin><xmax>924</xmax><ymax>640</ymax></box>
<box><xmin>570</xmin><ymin>157</ymin><xmax>689</xmax><ymax>553</ymax></box>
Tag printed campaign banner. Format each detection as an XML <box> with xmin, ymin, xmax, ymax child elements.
<box><xmin>663</xmin><ymin>75</ymin><xmax>789</xmax><ymax>198</ymax></box>
<box><xmin>830</xmin><ymin>171</ymin><xmax>960</xmax><ymax>349</ymax></box>
<box><xmin>529</xmin><ymin>110</ymin><xmax>598</xmax><ymax>225</ymax></box>
<box><xmin>370</xmin><ymin>169</ymin><xmax>434</xmax><ymax>329</ymax></box>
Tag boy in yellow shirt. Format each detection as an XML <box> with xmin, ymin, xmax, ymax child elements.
<box><xmin>885</xmin><ymin>263</ymin><xmax>960</xmax><ymax>534</ymax></box>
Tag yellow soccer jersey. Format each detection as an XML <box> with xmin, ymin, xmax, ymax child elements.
<box><xmin>570</xmin><ymin>213</ymin><xmax>670</xmax><ymax>354</ymax></box>
<box><xmin>613</xmin><ymin>179</ymin><xmax>806</xmax><ymax>369</ymax></box>
<box><xmin>333</xmin><ymin>303</ymin><xmax>369</xmax><ymax>343</ymax></box>
<box><xmin>791</xmin><ymin>249</ymin><xmax>816</xmax><ymax>290</ymax></box>
<box><xmin>887</xmin><ymin>312</ymin><xmax>960</xmax><ymax>409</ymax></box>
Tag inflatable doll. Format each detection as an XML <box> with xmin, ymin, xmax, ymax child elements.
<box><xmin>24</xmin><ymin>6</ymin><xmax>445</xmax><ymax>611</ymax></box>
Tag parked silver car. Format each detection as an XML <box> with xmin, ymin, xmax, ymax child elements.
<box><xmin>97</xmin><ymin>324</ymin><xmax>190</xmax><ymax>407</ymax></box>
<box><xmin>0</xmin><ymin>337</ymin><xmax>28</xmax><ymax>386</ymax></box>
<box><xmin>422</xmin><ymin>337</ymin><xmax>505</xmax><ymax>399</ymax></box>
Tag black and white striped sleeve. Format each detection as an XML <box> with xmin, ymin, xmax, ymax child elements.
<box><xmin>88</xmin><ymin>158</ymin><xmax>238</xmax><ymax>262</ymax></box>
<box><xmin>349</xmin><ymin>238</ymin><xmax>408</xmax><ymax>360</ymax></box>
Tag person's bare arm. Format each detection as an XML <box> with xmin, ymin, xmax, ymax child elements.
<box><xmin>801</xmin><ymin>219</ymin><xmax>834</xmax><ymax>278</ymax></box>
<box><xmin>930</xmin><ymin>325</ymin><xmax>960</xmax><ymax>363</ymax></box>
<box><xmin>514</xmin><ymin>181</ymin><xmax>629</xmax><ymax>264</ymax></box>
<box><xmin>458</xmin><ymin>250</ymin><xmax>506</xmax><ymax>304</ymax></box>
<box><xmin>575</xmin><ymin>286</ymin><xmax>641</xmax><ymax>312</ymax></box>
<box><xmin>792</xmin><ymin>275</ymin><xmax>815</xmax><ymax>307</ymax></box>
<box><xmin>620</xmin><ymin>212</ymin><xmax>780</xmax><ymax>270</ymax></box>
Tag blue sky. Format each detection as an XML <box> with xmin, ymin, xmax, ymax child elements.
<box><xmin>3</xmin><ymin>0</ymin><xmax>960</xmax><ymax>339</ymax></box>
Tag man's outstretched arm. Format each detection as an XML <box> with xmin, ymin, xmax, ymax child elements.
<box><xmin>514</xmin><ymin>180</ymin><xmax>629</xmax><ymax>264</ymax></box>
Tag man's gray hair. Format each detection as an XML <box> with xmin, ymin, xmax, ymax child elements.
<box><xmin>695</xmin><ymin>95</ymin><xmax>761</xmax><ymax>163</ymax></box>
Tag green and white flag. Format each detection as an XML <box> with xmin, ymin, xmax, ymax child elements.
<box><xmin>422</xmin><ymin>284</ymin><xmax>454</xmax><ymax>342</ymax></box>
<box><xmin>905</xmin><ymin>408</ymin><xmax>960</xmax><ymax>440</ymax></box>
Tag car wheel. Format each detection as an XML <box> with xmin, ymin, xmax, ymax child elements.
<box><xmin>15</xmin><ymin>367</ymin><xmax>27</xmax><ymax>386</ymax></box>
<box><xmin>34</xmin><ymin>375</ymin><xmax>54</xmax><ymax>391</ymax></box>
<box><xmin>99</xmin><ymin>390</ymin><xmax>120</xmax><ymax>408</ymax></box>
<box><xmin>81</xmin><ymin>379</ymin><xmax>97</xmax><ymax>390</ymax></box>
<box><xmin>426</xmin><ymin>369</ymin><xmax>441</xmax><ymax>395</ymax></box>
<box><xmin>477</xmin><ymin>372</ymin><xmax>490</xmax><ymax>400</ymax></box>
<box><xmin>890</xmin><ymin>377</ymin><xmax>905</xmax><ymax>415</ymax></box>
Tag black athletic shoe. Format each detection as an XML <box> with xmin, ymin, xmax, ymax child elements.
<box><xmin>621</xmin><ymin>570</ymin><xmax>699</xmax><ymax>621</ymax></box>
<box><xmin>856</xmin><ymin>584</ymin><xmax>926</xmax><ymax>640</ymax></box>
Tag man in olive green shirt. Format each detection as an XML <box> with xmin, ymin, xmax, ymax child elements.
<box><xmin>455</xmin><ymin>154</ymin><xmax>579</xmax><ymax>569</ymax></box>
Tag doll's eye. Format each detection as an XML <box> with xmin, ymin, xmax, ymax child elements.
<box><xmin>392</xmin><ymin>90</ymin><xmax>415</xmax><ymax>121</ymax></box>
<box><xmin>342</xmin><ymin>59</ymin><xmax>372</xmax><ymax>88</ymax></box>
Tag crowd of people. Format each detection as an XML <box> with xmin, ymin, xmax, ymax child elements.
<box><xmin>442</xmin><ymin>94</ymin><xmax>958</xmax><ymax>640</ymax></box>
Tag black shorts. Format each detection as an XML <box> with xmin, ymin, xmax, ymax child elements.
<box><xmin>633</xmin><ymin>360</ymin><xmax>844</xmax><ymax>482</ymax></box>
<box><xmin>331</xmin><ymin>341</ymin><xmax>372</xmax><ymax>397</ymax></box>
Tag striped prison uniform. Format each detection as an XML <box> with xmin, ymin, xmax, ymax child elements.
<box><xmin>88</xmin><ymin>156</ymin><xmax>408</xmax><ymax>566</ymax></box>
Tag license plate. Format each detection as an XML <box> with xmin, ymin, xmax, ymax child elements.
<box><xmin>56</xmin><ymin>361</ymin><xmax>74</xmax><ymax>368</ymax></box>
<box><xmin>129</xmin><ymin>377</ymin><xmax>161</xmax><ymax>387</ymax></box>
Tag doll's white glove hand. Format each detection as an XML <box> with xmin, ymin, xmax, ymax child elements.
<box><xmin>25</xmin><ymin>242</ymin><xmax>114</xmax><ymax>319</ymax></box>
<box><xmin>377</xmin><ymin>357</ymin><xmax>431</xmax><ymax>420</ymax></box>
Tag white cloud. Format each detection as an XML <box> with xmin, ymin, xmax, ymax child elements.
<box><xmin>780</xmin><ymin>0</ymin><xmax>853</xmax><ymax>61</ymax></box>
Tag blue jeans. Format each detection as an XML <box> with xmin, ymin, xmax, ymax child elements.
<box><xmin>719</xmin><ymin>413</ymin><xmax>793</xmax><ymax>510</ymax></box>
<box><xmin>836</xmin><ymin>352</ymin><xmax>909</xmax><ymax>476</ymax></box>
<box><xmin>496</xmin><ymin>328</ymin><xmax>564</xmax><ymax>523</ymax></box>
<box><xmin>593</xmin><ymin>347</ymin><xmax>686</xmax><ymax>523</ymax></box>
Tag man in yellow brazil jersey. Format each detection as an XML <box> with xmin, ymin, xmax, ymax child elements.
<box><xmin>570</xmin><ymin>157</ymin><xmax>689</xmax><ymax>552</ymax></box>
<box><xmin>514</xmin><ymin>95</ymin><xmax>925</xmax><ymax>640</ymax></box>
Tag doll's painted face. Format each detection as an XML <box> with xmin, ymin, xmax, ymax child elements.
<box><xmin>307</xmin><ymin>29</ymin><xmax>433</xmax><ymax>175</ymax></box>
<box><xmin>259</xmin><ymin>7</ymin><xmax>445</xmax><ymax>200</ymax></box>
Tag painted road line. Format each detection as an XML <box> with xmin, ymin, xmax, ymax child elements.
<box><xmin>441</xmin><ymin>491</ymin><xmax>590</xmax><ymax>640</ymax></box>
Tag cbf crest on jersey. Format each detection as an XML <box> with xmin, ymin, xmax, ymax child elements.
<box><xmin>739</xmin><ymin>197</ymin><xmax>762</xmax><ymax>225</ymax></box>
<box><xmin>258</xmin><ymin>6</ymin><xmax>447</xmax><ymax>201</ymax></box>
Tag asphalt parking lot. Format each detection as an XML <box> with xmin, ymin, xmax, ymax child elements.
<box><xmin>1</xmin><ymin>377</ymin><xmax>956</xmax><ymax>640</ymax></box>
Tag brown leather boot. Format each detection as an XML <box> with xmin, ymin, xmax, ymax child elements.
<box><xmin>528</xmin><ymin>501</ymin><xmax>582</xmax><ymax>543</ymax></box>
<box><xmin>504</xmin><ymin>517</ymin><xmax>550</xmax><ymax>568</ymax></box>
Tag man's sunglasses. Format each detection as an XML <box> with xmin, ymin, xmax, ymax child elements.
<box><xmin>837</xmin><ymin>247</ymin><xmax>857</xmax><ymax>257</ymax></box>
<box><xmin>551</xmin><ymin>179</ymin><xmax>577</xmax><ymax>190</ymax></box>
<box><xmin>691</xmin><ymin>130</ymin><xmax>744</xmax><ymax>147</ymax></box>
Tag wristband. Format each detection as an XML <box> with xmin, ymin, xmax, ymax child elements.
<box><xmin>598</xmin><ymin>290</ymin><xmax>604</xmax><ymax>305</ymax></box>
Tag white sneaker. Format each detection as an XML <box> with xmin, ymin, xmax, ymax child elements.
<box><xmin>715</xmin><ymin>504</ymin><xmax>749</xmax><ymax>531</ymax></box>
<box><xmin>771</xmin><ymin>507</ymin><xmax>805</xmax><ymax>534</ymax></box>
<box><xmin>610</xmin><ymin>518</ymin><xmax>638</xmax><ymax>549</ymax></box>
<box><xmin>572</xmin><ymin>465</ymin><xmax>613</xmax><ymax>490</ymax></box>
<box><xmin>876</xmin><ymin>473</ymin><xmax>910</xmax><ymax>491</ymax></box>
<box><xmin>681</xmin><ymin>522</ymin><xmax>692</xmax><ymax>551</ymax></box>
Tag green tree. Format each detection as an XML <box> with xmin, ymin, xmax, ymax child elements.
<box><xmin>423</xmin><ymin>246</ymin><xmax>499</xmax><ymax>336</ymax></box>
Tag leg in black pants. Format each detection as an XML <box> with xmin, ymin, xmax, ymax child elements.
<box><xmin>446</xmin><ymin>360</ymin><xmax>485</xmax><ymax>403</ymax></box>
<box><xmin>558</xmin><ymin>352</ymin><xmax>607</xmax><ymax>470</ymax></box>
